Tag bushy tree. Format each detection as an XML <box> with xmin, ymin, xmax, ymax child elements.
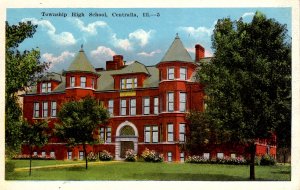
<box><xmin>56</xmin><ymin>96</ymin><xmax>109</xmax><ymax>169</ymax></box>
<box><xmin>5</xmin><ymin>21</ymin><xmax>49</xmax><ymax>156</ymax></box>
<box><xmin>197</xmin><ymin>12</ymin><xmax>291</xmax><ymax>180</ymax></box>
<box><xmin>20</xmin><ymin>120</ymin><xmax>50</xmax><ymax>176</ymax></box>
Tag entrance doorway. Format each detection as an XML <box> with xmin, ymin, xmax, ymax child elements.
<box><xmin>120</xmin><ymin>141</ymin><xmax>134</xmax><ymax>158</ymax></box>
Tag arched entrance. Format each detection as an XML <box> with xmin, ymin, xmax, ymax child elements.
<box><xmin>115</xmin><ymin>121</ymin><xmax>138</xmax><ymax>160</ymax></box>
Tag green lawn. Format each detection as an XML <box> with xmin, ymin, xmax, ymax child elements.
<box><xmin>6</xmin><ymin>160</ymin><xmax>291</xmax><ymax>181</ymax></box>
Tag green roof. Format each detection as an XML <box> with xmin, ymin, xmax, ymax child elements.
<box><xmin>114</xmin><ymin>61</ymin><xmax>150</xmax><ymax>75</ymax></box>
<box><xmin>161</xmin><ymin>35</ymin><xmax>193</xmax><ymax>63</ymax></box>
<box><xmin>67</xmin><ymin>48</ymin><xmax>96</xmax><ymax>73</ymax></box>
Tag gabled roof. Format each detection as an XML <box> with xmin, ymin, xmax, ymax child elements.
<box><xmin>67</xmin><ymin>48</ymin><xmax>96</xmax><ymax>73</ymax></box>
<box><xmin>113</xmin><ymin>61</ymin><xmax>150</xmax><ymax>75</ymax></box>
<box><xmin>40</xmin><ymin>72</ymin><xmax>62</xmax><ymax>82</ymax></box>
<box><xmin>161</xmin><ymin>35</ymin><xmax>193</xmax><ymax>63</ymax></box>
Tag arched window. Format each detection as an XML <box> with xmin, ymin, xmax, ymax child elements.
<box><xmin>120</xmin><ymin>125</ymin><xmax>135</xmax><ymax>136</ymax></box>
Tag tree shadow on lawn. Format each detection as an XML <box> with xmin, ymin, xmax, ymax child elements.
<box><xmin>130</xmin><ymin>173</ymin><xmax>248</xmax><ymax>181</ymax></box>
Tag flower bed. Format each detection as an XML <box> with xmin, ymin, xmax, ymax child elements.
<box><xmin>125</xmin><ymin>149</ymin><xmax>137</xmax><ymax>162</ymax></box>
<box><xmin>141</xmin><ymin>148</ymin><xmax>164</xmax><ymax>162</ymax></box>
<box><xmin>186</xmin><ymin>155</ymin><xmax>247</xmax><ymax>165</ymax></box>
<box><xmin>99</xmin><ymin>150</ymin><xmax>114</xmax><ymax>161</ymax></box>
<box><xmin>13</xmin><ymin>154</ymin><xmax>56</xmax><ymax>160</ymax></box>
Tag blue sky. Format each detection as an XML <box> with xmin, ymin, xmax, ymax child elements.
<box><xmin>6</xmin><ymin>8</ymin><xmax>291</xmax><ymax>72</ymax></box>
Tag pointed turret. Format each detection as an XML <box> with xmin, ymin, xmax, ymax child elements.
<box><xmin>67</xmin><ymin>47</ymin><xmax>96</xmax><ymax>73</ymax></box>
<box><xmin>161</xmin><ymin>34</ymin><xmax>193</xmax><ymax>63</ymax></box>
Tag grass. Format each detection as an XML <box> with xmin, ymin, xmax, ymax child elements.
<box><xmin>6</xmin><ymin>160</ymin><xmax>291</xmax><ymax>181</ymax></box>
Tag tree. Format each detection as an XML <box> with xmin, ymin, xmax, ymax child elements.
<box><xmin>197</xmin><ymin>12</ymin><xmax>291</xmax><ymax>180</ymax></box>
<box><xmin>56</xmin><ymin>96</ymin><xmax>109</xmax><ymax>169</ymax></box>
<box><xmin>5</xmin><ymin>21</ymin><xmax>49</xmax><ymax>157</ymax></box>
<box><xmin>20</xmin><ymin>120</ymin><xmax>50</xmax><ymax>176</ymax></box>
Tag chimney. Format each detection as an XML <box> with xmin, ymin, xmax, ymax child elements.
<box><xmin>113</xmin><ymin>55</ymin><xmax>124</xmax><ymax>69</ymax></box>
<box><xmin>106</xmin><ymin>61</ymin><xmax>117</xmax><ymax>71</ymax></box>
<box><xmin>195</xmin><ymin>44</ymin><xmax>205</xmax><ymax>62</ymax></box>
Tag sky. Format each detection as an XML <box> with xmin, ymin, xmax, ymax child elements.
<box><xmin>6</xmin><ymin>8</ymin><xmax>291</xmax><ymax>73</ymax></box>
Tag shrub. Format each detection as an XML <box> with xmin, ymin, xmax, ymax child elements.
<box><xmin>216</xmin><ymin>156</ymin><xmax>247</xmax><ymax>165</ymax></box>
<box><xmin>87</xmin><ymin>152</ymin><xmax>98</xmax><ymax>161</ymax></box>
<box><xmin>12</xmin><ymin>154</ymin><xmax>55</xmax><ymax>160</ymax></box>
<box><xmin>5</xmin><ymin>161</ymin><xmax>15</xmax><ymax>173</ymax></box>
<box><xmin>260</xmin><ymin>154</ymin><xmax>276</xmax><ymax>166</ymax></box>
<box><xmin>99</xmin><ymin>150</ymin><xmax>113</xmax><ymax>161</ymax></box>
<box><xmin>141</xmin><ymin>148</ymin><xmax>164</xmax><ymax>162</ymax></box>
<box><xmin>124</xmin><ymin>149</ymin><xmax>137</xmax><ymax>162</ymax></box>
<box><xmin>185</xmin><ymin>155</ymin><xmax>210</xmax><ymax>164</ymax></box>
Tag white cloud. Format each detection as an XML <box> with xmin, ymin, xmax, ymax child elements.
<box><xmin>72</xmin><ymin>19</ymin><xmax>107</xmax><ymax>35</ymax></box>
<box><xmin>242</xmin><ymin>12</ymin><xmax>255</xmax><ymax>19</ymax></box>
<box><xmin>111</xmin><ymin>29</ymin><xmax>155</xmax><ymax>51</ymax></box>
<box><xmin>22</xmin><ymin>18</ymin><xmax>76</xmax><ymax>46</ymax></box>
<box><xmin>138</xmin><ymin>49</ymin><xmax>161</xmax><ymax>57</ymax></box>
<box><xmin>179</xmin><ymin>26</ymin><xmax>213</xmax><ymax>38</ymax></box>
<box><xmin>129</xmin><ymin>29</ymin><xmax>154</xmax><ymax>47</ymax></box>
<box><xmin>90</xmin><ymin>46</ymin><xmax>116</xmax><ymax>59</ymax></box>
<box><xmin>42</xmin><ymin>51</ymin><xmax>75</xmax><ymax>68</ymax></box>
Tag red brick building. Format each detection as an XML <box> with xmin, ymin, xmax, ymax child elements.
<box><xmin>21</xmin><ymin>35</ymin><xmax>276</xmax><ymax>161</ymax></box>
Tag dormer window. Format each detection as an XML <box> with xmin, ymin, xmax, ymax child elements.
<box><xmin>70</xmin><ymin>76</ymin><xmax>75</xmax><ymax>87</ymax></box>
<box><xmin>80</xmin><ymin>76</ymin><xmax>86</xmax><ymax>88</ymax></box>
<box><xmin>41</xmin><ymin>82</ymin><xmax>51</xmax><ymax>93</ymax></box>
<box><xmin>121</xmin><ymin>78</ymin><xmax>137</xmax><ymax>90</ymax></box>
<box><xmin>168</xmin><ymin>68</ymin><xmax>174</xmax><ymax>80</ymax></box>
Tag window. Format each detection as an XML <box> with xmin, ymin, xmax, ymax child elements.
<box><xmin>168</xmin><ymin>152</ymin><xmax>172</xmax><ymax>162</ymax></box>
<box><xmin>41</xmin><ymin>82</ymin><xmax>51</xmax><ymax>93</ymax></box>
<box><xmin>99</xmin><ymin>128</ymin><xmax>105</xmax><ymax>141</ymax></box>
<box><xmin>70</xmin><ymin>76</ymin><xmax>75</xmax><ymax>87</ymax></box>
<box><xmin>230</xmin><ymin>153</ymin><xmax>236</xmax><ymax>159</ymax></box>
<box><xmin>168</xmin><ymin>68</ymin><xmax>174</xmax><ymax>80</ymax></box>
<box><xmin>180</xmin><ymin>67</ymin><xmax>187</xmax><ymax>80</ymax></box>
<box><xmin>217</xmin><ymin>152</ymin><xmax>224</xmax><ymax>159</ymax></box>
<box><xmin>144</xmin><ymin>126</ymin><xmax>159</xmax><ymax>143</ymax></box>
<box><xmin>34</xmin><ymin>102</ymin><xmax>39</xmax><ymax>118</ymax></box>
<box><xmin>121</xmin><ymin>78</ymin><xmax>137</xmax><ymax>89</ymax></box>
<box><xmin>130</xmin><ymin>99</ymin><xmax>136</xmax><ymax>115</ymax></box>
<box><xmin>43</xmin><ymin>102</ymin><xmax>48</xmax><ymax>118</ymax></box>
<box><xmin>167</xmin><ymin>92</ymin><xmax>174</xmax><ymax>112</ymax></box>
<box><xmin>51</xmin><ymin>101</ymin><xmax>57</xmax><ymax>117</ymax></box>
<box><xmin>41</xmin><ymin>83</ymin><xmax>47</xmax><ymax>93</ymax></box>
<box><xmin>79</xmin><ymin>151</ymin><xmax>84</xmax><ymax>160</ymax></box>
<box><xmin>41</xmin><ymin>151</ymin><xmax>46</xmax><ymax>158</ymax></box>
<box><xmin>143</xmin><ymin>97</ymin><xmax>150</xmax><ymax>115</ymax></box>
<box><xmin>106</xmin><ymin>127</ymin><xmax>111</xmax><ymax>143</ymax></box>
<box><xmin>80</xmin><ymin>76</ymin><xmax>86</xmax><ymax>88</ymax></box>
<box><xmin>33</xmin><ymin>151</ymin><xmax>37</xmax><ymax>156</ymax></box>
<box><xmin>92</xmin><ymin>78</ymin><xmax>95</xmax><ymax>89</ymax></box>
<box><xmin>120</xmin><ymin>99</ymin><xmax>127</xmax><ymax>116</ymax></box>
<box><xmin>179</xmin><ymin>123</ymin><xmax>186</xmax><ymax>142</ymax></box>
<box><xmin>67</xmin><ymin>151</ymin><xmax>72</xmax><ymax>160</ymax></box>
<box><xmin>167</xmin><ymin>124</ymin><xmax>174</xmax><ymax>142</ymax></box>
<box><xmin>180</xmin><ymin>152</ymin><xmax>185</xmax><ymax>162</ymax></box>
<box><xmin>203</xmin><ymin>153</ymin><xmax>210</xmax><ymax>159</ymax></box>
<box><xmin>154</xmin><ymin>97</ymin><xmax>159</xmax><ymax>114</ymax></box>
<box><xmin>179</xmin><ymin>92</ymin><xmax>186</xmax><ymax>112</ymax></box>
<box><xmin>50</xmin><ymin>151</ymin><xmax>55</xmax><ymax>158</ymax></box>
<box><xmin>108</xmin><ymin>100</ymin><xmax>114</xmax><ymax>116</ymax></box>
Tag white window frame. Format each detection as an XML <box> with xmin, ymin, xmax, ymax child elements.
<box><xmin>130</xmin><ymin>99</ymin><xmax>136</xmax><ymax>116</ymax></box>
<box><xmin>179</xmin><ymin>123</ymin><xmax>186</xmax><ymax>142</ymax></box>
<box><xmin>180</xmin><ymin>152</ymin><xmax>185</xmax><ymax>162</ymax></box>
<box><xmin>144</xmin><ymin>126</ymin><xmax>159</xmax><ymax>143</ymax></box>
<box><xmin>33</xmin><ymin>151</ymin><xmax>37</xmax><ymax>156</ymax></box>
<box><xmin>203</xmin><ymin>153</ymin><xmax>210</xmax><ymax>159</ymax></box>
<box><xmin>106</xmin><ymin>127</ymin><xmax>111</xmax><ymax>143</ymax></box>
<box><xmin>168</xmin><ymin>152</ymin><xmax>172</xmax><ymax>162</ymax></box>
<box><xmin>154</xmin><ymin>97</ymin><xmax>159</xmax><ymax>115</ymax></box>
<box><xmin>179</xmin><ymin>92</ymin><xmax>186</xmax><ymax>112</ymax></box>
<box><xmin>67</xmin><ymin>151</ymin><xmax>72</xmax><ymax>160</ymax></box>
<box><xmin>41</xmin><ymin>151</ymin><xmax>46</xmax><ymax>158</ymax></box>
<box><xmin>34</xmin><ymin>102</ymin><xmax>39</xmax><ymax>118</ymax></box>
<box><xmin>167</xmin><ymin>92</ymin><xmax>174</xmax><ymax>112</ymax></box>
<box><xmin>50</xmin><ymin>151</ymin><xmax>55</xmax><ymax>158</ymax></box>
<box><xmin>143</xmin><ymin>97</ymin><xmax>150</xmax><ymax>115</ymax></box>
<box><xmin>108</xmin><ymin>100</ymin><xmax>114</xmax><ymax>116</ymax></box>
<box><xmin>70</xmin><ymin>76</ymin><xmax>75</xmax><ymax>87</ymax></box>
<box><xmin>120</xmin><ymin>99</ymin><xmax>127</xmax><ymax>116</ymax></box>
<box><xmin>80</xmin><ymin>76</ymin><xmax>86</xmax><ymax>88</ymax></box>
<box><xmin>79</xmin><ymin>151</ymin><xmax>84</xmax><ymax>160</ymax></box>
<box><xmin>231</xmin><ymin>153</ymin><xmax>236</xmax><ymax>159</ymax></box>
<box><xmin>180</xmin><ymin>67</ymin><xmax>187</xmax><ymax>80</ymax></box>
<box><xmin>43</xmin><ymin>102</ymin><xmax>48</xmax><ymax>118</ymax></box>
<box><xmin>217</xmin><ymin>152</ymin><xmax>224</xmax><ymax>159</ymax></box>
<box><xmin>167</xmin><ymin>123</ymin><xmax>174</xmax><ymax>142</ymax></box>
<box><xmin>47</xmin><ymin>82</ymin><xmax>51</xmax><ymax>92</ymax></box>
<box><xmin>41</xmin><ymin>83</ymin><xmax>47</xmax><ymax>93</ymax></box>
<box><xmin>92</xmin><ymin>78</ymin><xmax>95</xmax><ymax>89</ymax></box>
<box><xmin>168</xmin><ymin>67</ymin><xmax>174</xmax><ymax>80</ymax></box>
<box><xmin>51</xmin><ymin>101</ymin><xmax>57</xmax><ymax>117</ymax></box>
<box><xmin>121</xmin><ymin>79</ymin><xmax>126</xmax><ymax>89</ymax></box>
